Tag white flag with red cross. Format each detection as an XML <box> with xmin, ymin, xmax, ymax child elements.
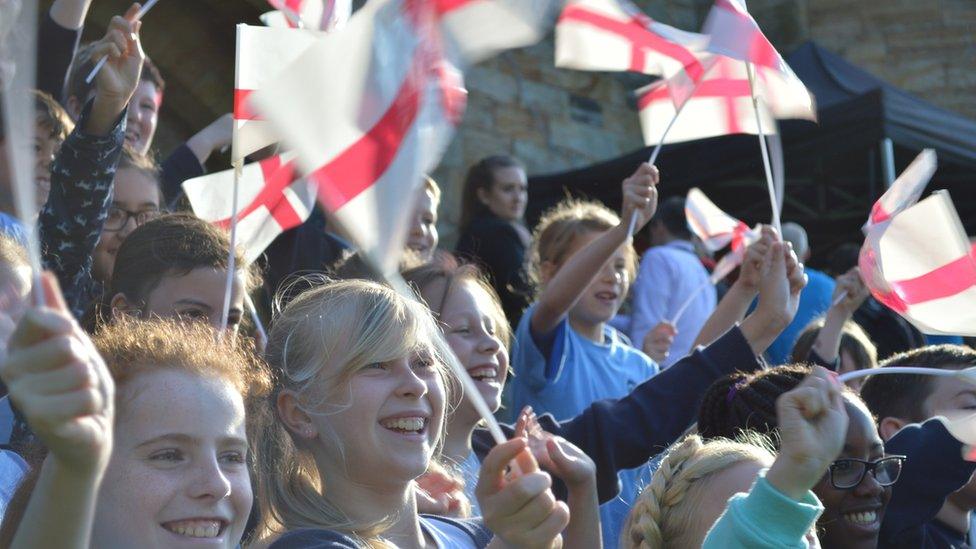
<box><xmin>261</xmin><ymin>0</ymin><xmax>352</xmax><ymax>30</ymax></box>
<box><xmin>865</xmin><ymin>149</ymin><xmax>937</xmax><ymax>230</ymax></box>
<box><xmin>232</xmin><ymin>24</ymin><xmax>321</xmax><ymax>162</ymax></box>
<box><xmin>702</xmin><ymin>0</ymin><xmax>785</xmax><ymax>73</ymax></box>
<box><xmin>183</xmin><ymin>154</ymin><xmax>315</xmax><ymax>263</ymax></box>
<box><xmin>251</xmin><ymin>0</ymin><xmax>553</xmax><ymax>274</ymax></box>
<box><xmin>555</xmin><ymin>0</ymin><xmax>708</xmax><ymax>105</ymax></box>
<box><xmin>685</xmin><ymin>187</ymin><xmax>758</xmax><ymax>253</ymax></box>
<box><xmin>637</xmin><ymin>54</ymin><xmax>813</xmax><ymax>145</ymax></box>
<box><xmin>860</xmin><ymin>190</ymin><xmax>976</xmax><ymax>336</ymax></box>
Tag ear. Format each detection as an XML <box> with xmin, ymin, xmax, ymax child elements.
<box><xmin>878</xmin><ymin>416</ymin><xmax>907</xmax><ymax>441</ymax></box>
<box><xmin>65</xmin><ymin>95</ymin><xmax>83</xmax><ymax>122</ymax></box>
<box><xmin>110</xmin><ymin>293</ymin><xmax>140</xmax><ymax>320</ymax></box>
<box><xmin>476</xmin><ymin>187</ymin><xmax>491</xmax><ymax>206</ymax></box>
<box><xmin>277</xmin><ymin>389</ymin><xmax>319</xmax><ymax>440</ymax></box>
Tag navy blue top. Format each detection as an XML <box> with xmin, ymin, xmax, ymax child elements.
<box><xmin>455</xmin><ymin>214</ymin><xmax>530</xmax><ymax>327</ymax></box>
<box><xmin>881</xmin><ymin>418</ymin><xmax>976</xmax><ymax>548</ymax></box>
<box><xmin>474</xmin><ymin>325</ymin><xmax>764</xmax><ymax>503</ymax></box>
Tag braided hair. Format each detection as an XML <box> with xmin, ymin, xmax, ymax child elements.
<box><xmin>623</xmin><ymin>434</ymin><xmax>774</xmax><ymax>548</ymax></box>
<box><xmin>697</xmin><ymin>365</ymin><xmax>811</xmax><ymax>442</ymax></box>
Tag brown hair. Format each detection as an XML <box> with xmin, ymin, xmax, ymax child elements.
<box><xmin>790</xmin><ymin>318</ymin><xmax>878</xmax><ymax>374</ymax></box>
<box><xmin>458</xmin><ymin>155</ymin><xmax>524</xmax><ymax>230</ymax></box>
<box><xmin>87</xmin><ymin>213</ymin><xmax>255</xmax><ymax>329</ymax></box>
<box><xmin>402</xmin><ymin>253</ymin><xmax>512</xmax><ymax>347</ymax></box>
<box><xmin>526</xmin><ymin>199</ymin><xmax>637</xmax><ymax>297</ymax></box>
<box><xmin>0</xmin><ymin>90</ymin><xmax>72</xmax><ymax>143</ymax></box>
<box><xmin>66</xmin><ymin>44</ymin><xmax>165</xmax><ymax>108</ymax></box>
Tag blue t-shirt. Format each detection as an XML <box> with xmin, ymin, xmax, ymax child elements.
<box><xmin>765</xmin><ymin>267</ymin><xmax>835</xmax><ymax>365</ymax></box>
<box><xmin>509</xmin><ymin>303</ymin><xmax>658</xmax><ymax>422</ymax></box>
<box><xmin>0</xmin><ymin>213</ymin><xmax>28</xmax><ymax>246</ymax></box>
<box><xmin>509</xmin><ymin>303</ymin><xmax>658</xmax><ymax>548</ymax></box>
<box><xmin>270</xmin><ymin>516</ymin><xmax>491</xmax><ymax>548</ymax></box>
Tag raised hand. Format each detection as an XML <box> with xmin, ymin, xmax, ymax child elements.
<box><xmin>766</xmin><ymin>367</ymin><xmax>848</xmax><ymax>500</ymax></box>
<box><xmin>415</xmin><ymin>463</ymin><xmax>468</xmax><ymax>517</ymax></box>
<box><xmin>733</xmin><ymin>225</ymin><xmax>777</xmax><ymax>294</ymax></box>
<box><xmin>92</xmin><ymin>4</ymin><xmax>145</xmax><ymax>103</ymax></box>
<box><xmin>621</xmin><ymin>163</ymin><xmax>659</xmax><ymax>235</ymax></box>
<box><xmin>1</xmin><ymin>274</ymin><xmax>114</xmax><ymax>474</ymax></box>
<box><xmin>642</xmin><ymin>321</ymin><xmax>676</xmax><ymax>365</ymax></box>
<box><xmin>831</xmin><ymin>267</ymin><xmax>869</xmax><ymax>317</ymax></box>
<box><xmin>478</xmin><ymin>437</ymin><xmax>569</xmax><ymax>549</ymax></box>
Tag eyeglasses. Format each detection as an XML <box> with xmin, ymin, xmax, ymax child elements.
<box><xmin>104</xmin><ymin>206</ymin><xmax>160</xmax><ymax>232</ymax></box>
<box><xmin>826</xmin><ymin>455</ymin><xmax>906</xmax><ymax>490</ymax></box>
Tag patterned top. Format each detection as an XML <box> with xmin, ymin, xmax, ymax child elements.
<box><xmin>39</xmin><ymin>101</ymin><xmax>126</xmax><ymax>320</ymax></box>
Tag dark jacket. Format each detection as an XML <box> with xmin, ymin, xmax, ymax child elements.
<box><xmin>881</xmin><ymin>419</ymin><xmax>976</xmax><ymax>548</ymax></box>
<box><xmin>473</xmin><ymin>325</ymin><xmax>764</xmax><ymax>503</ymax></box>
<box><xmin>455</xmin><ymin>214</ymin><xmax>530</xmax><ymax>327</ymax></box>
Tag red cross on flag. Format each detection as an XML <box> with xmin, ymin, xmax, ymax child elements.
<box><xmin>685</xmin><ymin>187</ymin><xmax>757</xmax><ymax>253</ymax></box>
<box><xmin>261</xmin><ymin>0</ymin><xmax>352</xmax><ymax>30</ymax></box>
<box><xmin>232</xmin><ymin>24</ymin><xmax>321</xmax><ymax>162</ymax></box>
<box><xmin>865</xmin><ymin>149</ymin><xmax>937</xmax><ymax>230</ymax></box>
<box><xmin>637</xmin><ymin>55</ymin><xmax>813</xmax><ymax>145</ymax></box>
<box><xmin>555</xmin><ymin>0</ymin><xmax>708</xmax><ymax>104</ymax></box>
<box><xmin>860</xmin><ymin>190</ymin><xmax>976</xmax><ymax>336</ymax></box>
<box><xmin>251</xmin><ymin>0</ymin><xmax>553</xmax><ymax>274</ymax></box>
<box><xmin>183</xmin><ymin>154</ymin><xmax>315</xmax><ymax>263</ymax></box>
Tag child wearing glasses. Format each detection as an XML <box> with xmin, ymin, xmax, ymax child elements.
<box><xmin>623</xmin><ymin>367</ymin><xmax>853</xmax><ymax>548</ymax></box>
<box><xmin>860</xmin><ymin>345</ymin><xmax>976</xmax><ymax>548</ymax></box>
<box><xmin>697</xmin><ymin>364</ymin><xmax>904</xmax><ymax>548</ymax></box>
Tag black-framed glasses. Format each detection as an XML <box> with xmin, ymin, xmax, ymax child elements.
<box><xmin>827</xmin><ymin>455</ymin><xmax>906</xmax><ymax>490</ymax></box>
<box><xmin>104</xmin><ymin>206</ymin><xmax>160</xmax><ymax>231</ymax></box>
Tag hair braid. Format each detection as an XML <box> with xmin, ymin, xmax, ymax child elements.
<box><xmin>698</xmin><ymin>365</ymin><xmax>811</xmax><ymax>441</ymax></box>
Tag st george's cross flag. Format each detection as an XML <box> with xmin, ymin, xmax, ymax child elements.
<box><xmin>232</xmin><ymin>24</ymin><xmax>321</xmax><ymax>162</ymax></box>
<box><xmin>685</xmin><ymin>187</ymin><xmax>757</xmax><ymax>253</ymax></box>
<box><xmin>702</xmin><ymin>0</ymin><xmax>783</xmax><ymax>72</ymax></box>
<box><xmin>555</xmin><ymin>0</ymin><xmax>707</xmax><ymax>105</ymax></box>
<box><xmin>860</xmin><ymin>190</ymin><xmax>976</xmax><ymax>336</ymax></box>
<box><xmin>250</xmin><ymin>0</ymin><xmax>554</xmax><ymax>274</ymax></box>
<box><xmin>183</xmin><ymin>154</ymin><xmax>315</xmax><ymax>263</ymax></box>
<box><xmin>865</xmin><ymin>149</ymin><xmax>937</xmax><ymax>230</ymax></box>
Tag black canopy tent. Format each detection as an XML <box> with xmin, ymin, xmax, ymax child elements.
<box><xmin>526</xmin><ymin>42</ymin><xmax>976</xmax><ymax>264</ymax></box>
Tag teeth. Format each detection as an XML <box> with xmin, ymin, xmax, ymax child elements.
<box><xmin>381</xmin><ymin>417</ymin><xmax>425</xmax><ymax>432</ymax></box>
<box><xmin>844</xmin><ymin>511</ymin><xmax>877</xmax><ymax>525</ymax></box>
<box><xmin>164</xmin><ymin>520</ymin><xmax>221</xmax><ymax>538</ymax></box>
<box><xmin>469</xmin><ymin>367</ymin><xmax>497</xmax><ymax>380</ymax></box>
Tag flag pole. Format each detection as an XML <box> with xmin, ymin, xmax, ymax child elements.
<box><xmin>668</xmin><ymin>276</ymin><xmax>713</xmax><ymax>325</ymax></box>
<box><xmin>218</xmin><ymin>160</ymin><xmax>243</xmax><ymax>339</ymax></box>
<box><xmin>244</xmin><ymin>293</ymin><xmax>267</xmax><ymax>343</ymax></box>
<box><xmin>626</xmin><ymin>86</ymin><xmax>693</xmax><ymax>236</ymax></box>
<box><xmin>744</xmin><ymin>61</ymin><xmax>781</xmax><ymax>235</ymax></box>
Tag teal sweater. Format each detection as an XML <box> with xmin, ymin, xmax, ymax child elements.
<box><xmin>703</xmin><ymin>472</ymin><xmax>824</xmax><ymax>548</ymax></box>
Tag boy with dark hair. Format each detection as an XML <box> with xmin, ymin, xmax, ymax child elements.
<box><xmin>861</xmin><ymin>344</ymin><xmax>976</xmax><ymax>548</ymax></box>
<box><xmin>0</xmin><ymin>90</ymin><xmax>74</xmax><ymax>239</ymax></box>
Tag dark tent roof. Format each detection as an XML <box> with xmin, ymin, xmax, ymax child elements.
<box><xmin>787</xmin><ymin>42</ymin><xmax>976</xmax><ymax>166</ymax></box>
<box><xmin>526</xmin><ymin>42</ymin><xmax>976</xmax><ymax>263</ymax></box>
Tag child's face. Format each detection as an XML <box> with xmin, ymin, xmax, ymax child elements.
<box><xmin>813</xmin><ymin>402</ymin><xmax>891</xmax><ymax>549</ymax></box>
<box><xmin>405</xmin><ymin>188</ymin><xmax>438</xmax><ymax>262</ymax></box>
<box><xmin>307</xmin><ymin>349</ymin><xmax>447</xmax><ymax>488</ymax></box>
<box><xmin>478</xmin><ymin>166</ymin><xmax>527</xmax><ymax>222</ymax></box>
<box><xmin>93</xmin><ymin>167</ymin><xmax>161</xmax><ymax>283</ymax></box>
<box><xmin>125</xmin><ymin>80</ymin><xmax>162</xmax><ymax>155</ymax></box>
<box><xmin>118</xmin><ymin>267</ymin><xmax>245</xmax><ymax>337</ymax></box>
<box><xmin>564</xmin><ymin>230</ymin><xmax>632</xmax><ymax>329</ymax></box>
<box><xmin>93</xmin><ymin>369</ymin><xmax>252</xmax><ymax>548</ymax></box>
<box><xmin>33</xmin><ymin>124</ymin><xmax>59</xmax><ymax>210</ymax></box>
<box><xmin>431</xmin><ymin>278</ymin><xmax>509</xmax><ymax>417</ymax></box>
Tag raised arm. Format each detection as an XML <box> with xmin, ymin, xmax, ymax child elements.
<box><xmin>1</xmin><ymin>275</ymin><xmax>114</xmax><ymax>549</ymax></box>
<box><xmin>531</xmin><ymin>163</ymin><xmax>658</xmax><ymax>337</ymax></box>
<box><xmin>808</xmin><ymin>267</ymin><xmax>869</xmax><ymax>365</ymax></box>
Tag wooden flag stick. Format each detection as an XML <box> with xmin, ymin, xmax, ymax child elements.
<box><xmin>744</xmin><ymin>62</ymin><xmax>781</xmax><ymax>235</ymax></box>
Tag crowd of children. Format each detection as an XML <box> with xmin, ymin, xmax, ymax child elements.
<box><xmin>0</xmin><ymin>1</ymin><xmax>974</xmax><ymax>548</ymax></box>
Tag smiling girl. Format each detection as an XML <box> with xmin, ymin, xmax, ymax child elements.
<box><xmin>255</xmin><ymin>279</ymin><xmax>583</xmax><ymax>548</ymax></box>
<box><xmin>0</xmin><ymin>276</ymin><xmax>270</xmax><ymax>548</ymax></box>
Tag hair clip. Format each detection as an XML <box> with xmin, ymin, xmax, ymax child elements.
<box><xmin>726</xmin><ymin>381</ymin><xmax>747</xmax><ymax>404</ymax></box>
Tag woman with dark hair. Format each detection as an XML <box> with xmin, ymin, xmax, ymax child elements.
<box><xmin>455</xmin><ymin>155</ymin><xmax>531</xmax><ymax>327</ymax></box>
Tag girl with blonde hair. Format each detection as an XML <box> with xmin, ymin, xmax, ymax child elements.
<box><xmin>256</xmin><ymin>278</ymin><xmax>577</xmax><ymax>548</ymax></box>
<box><xmin>624</xmin><ymin>367</ymin><xmax>849</xmax><ymax>549</ymax></box>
